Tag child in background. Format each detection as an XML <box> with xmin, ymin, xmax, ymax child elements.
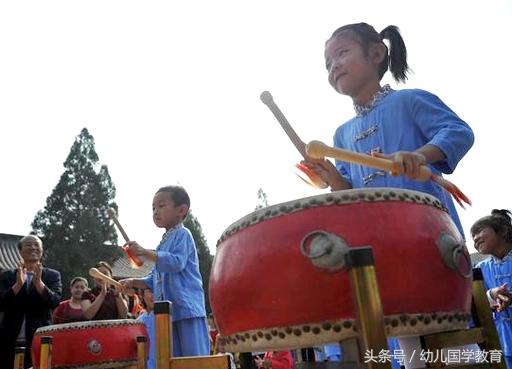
<box><xmin>52</xmin><ymin>277</ymin><xmax>88</xmax><ymax>324</ymax></box>
<box><xmin>137</xmin><ymin>288</ymin><xmax>156</xmax><ymax>369</ymax></box>
<box><xmin>119</xmin><ymin>185</ymin><xmax>209</xmax><ymax>357</ymax></box>
<box><xmin>254</xmin><ymin>351</ymin><xmax>294</xmax><ymax>369</ymax></box>
<box><xmin>472</xmin><ymin>209</ymin><xmax>512</xmax><ymax>368</ymax></box>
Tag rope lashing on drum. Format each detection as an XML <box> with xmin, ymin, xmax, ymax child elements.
<box><xmin>260</xmin><ymin>91</ymin><xmax>329</xmax><ymax>189</ymax></box>
<box><xmin>306</xmin><ymin>140</ymin><xmax>472</xmax><ymax>209</ymax></box>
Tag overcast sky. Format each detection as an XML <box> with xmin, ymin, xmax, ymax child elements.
<box><xmin>1</xmin><ymin>0</ymin><xmax>511</xmax><ymax>256</ymax></box>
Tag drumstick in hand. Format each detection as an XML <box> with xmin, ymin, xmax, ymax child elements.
<box><xmin>107</xmin><ymin>208</ymin><xmax>130</xmax><ymax>242</ymax></box>
<box><xmin>106</xmin><ymin>208</ymin><xmax>143</xmax><ymax>268</ymax></box>
<box><xmin>306</xmin><ymin>140</ymin><xmax>471</xmax><ymax>208</ymax></box>
<box><xmin>89</xmin><ymin>267</ymin><xmax>122</xmax><ymax>289</ymax></box>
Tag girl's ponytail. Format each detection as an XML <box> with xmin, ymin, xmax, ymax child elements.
<box><xmin>380</xmin><ymin>26</ymin><xmax>410</xmax><ymax>83</ymax></box>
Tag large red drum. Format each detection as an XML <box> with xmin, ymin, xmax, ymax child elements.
<box><xmin>31</xmin><ymin>319</ymin><xmax>147</xmax><ymax>369</ymax></box>
<box><xmin>210</xmin><ymin>188</ymin><xmax>473</xmax><ymax>352</ymax></box>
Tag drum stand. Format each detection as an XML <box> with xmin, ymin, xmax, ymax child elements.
<box><xmin>417</xmin><ymin>268</ymin><xmax>506</xmax><ymax>369</ymax></box>
<box><xmin>342</xmin><ymin>247</ymin><xmax>394</xmax><ymax>369</ymax></box>
<box><xmin>336</xmin><ymin>248</ymin><xmax>505</xmax><ymax>369</ymax></box>
<box><xmin>153</xmin><ymin>301</ymin><xmax>231</xmax><ymax>369</ymax></box>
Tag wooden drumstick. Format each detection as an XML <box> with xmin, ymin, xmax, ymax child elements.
<box><xmin>260</xmin><ymin>91</ymin><xmax>308</xmax><ymax>159</ymax></box>
<box><xmin>89</xmin><ymin>267</ymin><xmax>122</xmax><ymax>289</ymax></box>
<box><xmin>306</xmin><ymin>140</ymin><xmax>471</xmax><ymax>208</ymax></box>
<box><xmin>106</xmin><ymin>208</ymin><xmax>143</xmax><ymax>268</ymax></box>
<box><xmin>306</xmin><ymin>140</ymin><xmax>432</xmax><ymax>181</ymax></box>
<box><xmin>107</xmin><ymin>208</ymin><xmax>130</xmax><ymax>242</ymax></box>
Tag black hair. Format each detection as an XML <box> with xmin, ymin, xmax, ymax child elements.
<box><xmin>95</xmin><ymin>261</ymin><xmax>113</xmax><ymax>276</ymax></box>
<box><xmin>70</xmin><ymin>276</ymin><xmax>89</xmax><ymax>288</ymax></box>
<box><xmin>328</xmin><ymin>22</ymin><xmax>410</xmax><ymax>83</ymax></box>
<box><xmin>471</xmin><ymin>209</ymin><xmax>512</xmax><ymax>242</ymax></box>
<box><xmin>156</xmin><ymin>185</ymin><xmax>191</xmax><ymax>218</ymax></box>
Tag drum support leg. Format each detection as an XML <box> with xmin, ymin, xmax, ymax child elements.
<box><xmin>155</xmin><ymin>301</ymin><xmax>172</xmax><ymax>369</ymax></box>
<box><xmin>419</xmin><ymin>268</ymin><xmax>506</xmax><ymax>369</ymax></box>
<box><xmin>39</xmin><ymin>336</ymin><xmax>53</xmax><ymax>369</ymax></box>
<box><xmin>137</xmin><ymin>335</ymin><xmax>147</xmax><ymax>369</ymax></box>
<box><xmin>13</xmin><ymin>347</ymin><xmax>25</xmax><ymax>369</ymax></box>
<box><xmin>345</xmin><ymin>247</ymin><xmax>392</xmax><ymax>369</ymax></box>
<box><xmin>154</xmin><ymin>301</ymin><xmax>232</xmax><ymax>369</ymax></box>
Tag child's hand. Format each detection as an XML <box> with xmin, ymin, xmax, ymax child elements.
<box><xmin>490</xmin><ymin>284</ymin><xmax>512</xmax><ymax>312</ymax></box>
<box><xmin>118</xmin><ymin>278</ymin><xmax>135</xmax><ymax>292</ymax></box>
<box><xmin>300</xmin><ymin>159</ymin><xmax>350</xmax><ymax>191</ymax></box>
<box><xmin>125</xmin><ymin>241</ymin><xmax>145</xmax><ymax>257</ymax></box>
<box><xmin>372</xmin><ymin>151</ymin><xmax>426</xmax><ymax>180</ymax></box>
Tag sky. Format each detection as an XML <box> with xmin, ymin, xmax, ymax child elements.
<box><xmin>1</xmin><ymin>1</ymin><xmax>511</xmax><ymax>256</ymax></box>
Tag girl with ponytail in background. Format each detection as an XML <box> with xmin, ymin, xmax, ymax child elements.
<box><xmin>472</xmin><ymin>209</ymin><xmax>512</xmax><ymax>368</ymax></box>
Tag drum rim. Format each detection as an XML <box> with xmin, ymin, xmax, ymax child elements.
<box><xmin>35</xmin><ymin>319</ymin><xmax>145</xmax><ymax>334</ymax></box>
<box><xmin>217</xmin><ymin>187</ymin><xmax>446</xmax><ymax>246</ymax></box>
<box><xmin>216</xmin><ymin>310</ymin><xmax>471</xmax><ymax>353</ymax></box>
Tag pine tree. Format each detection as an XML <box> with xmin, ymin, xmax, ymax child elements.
<box><xmin>32</xmin><ymin>128</ymin><xmax>121</xmax><ymax>291</ymax></box>
<box><xmin>184</xmin><ymin>211</ymin><xmax>213</xmax><ymax>313</ymax></box>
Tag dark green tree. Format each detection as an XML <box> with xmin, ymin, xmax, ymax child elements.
<box><xmin>184</xmin><ymin>211</ymin><xmax>213</xmax><ymax>313</ymax></box>
<box><xmin>32</xmin><ymin>128</ymin><xmax>121</xmax><ymax>292</ymax></box>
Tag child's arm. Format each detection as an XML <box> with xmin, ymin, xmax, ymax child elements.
<box><xmin>372</xmin><ymin>145</ymin><xmax>444</xmax><ymax>180</ymax></box>
<box><xmin>152</xmin><ymin>230</ymin><xmax>192</xmax><ymax>273</ymax></box>
<box><xmin>411</xmin><ymin>90</ymin><xmax>474</xmax><ymax>173</ymax></box>
<box><xmin>119</xmin><ymin>277</ymin><xmax>150</xmax><ymax>291</ymax></box>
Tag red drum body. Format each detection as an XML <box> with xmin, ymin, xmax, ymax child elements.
<box><xmin>210</xmin><ymin>188</ymin><xmax>472</xmax><ymax>352</ymax></box>
<box><xmin>32</xmin><ymin>319</ymin><xmax>147</xmax><ymax>369</ymax></box>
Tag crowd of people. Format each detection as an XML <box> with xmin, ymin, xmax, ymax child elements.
<box><xmin>1</xmin><ymin>19</ymin><xmax>512</xmax><ymax>369</ymax></box>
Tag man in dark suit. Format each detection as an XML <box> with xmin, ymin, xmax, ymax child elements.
<box><xmin>0</xmin><ymin>235</ymin><xmax>62</xmax><ymax>369</ymax></box>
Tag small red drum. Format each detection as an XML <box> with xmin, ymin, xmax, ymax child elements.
<box><xmin>32</xmin><ymin>319</ymin><xmax>147</xmax><ymax>369</ymax></box>
<box><xmin>209</xmin><ymin>188</ymin><xmax>472</xmax><ymax>352</ymax></box>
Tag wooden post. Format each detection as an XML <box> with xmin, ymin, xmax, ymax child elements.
<box><xmin>472</xmin><ymin>268</ymin><xmax>507</xmax><ymax>369</ymax></box>
<box><xmin>13</xmin><ymin>347</ymin><xmax>25</xmax><ymax>369</ymax></box>
<box><xmin>155</xmin><ymin>301</ymin><xmax>172</xmax><ymax>369</ymax></box>
<box><xmin>39</xmin><ymin>336</ymin><xmax>53</xmax><ymax>369</ymax></box>
<box><xmin>345</xmin><ymin>247</ymin><xmax>391</xmax><ymax>369</ymax></box>
<box><xmin>137</xmin><ymin>335</ymin><xmax>148</xmax><ymax>369</ymax></box>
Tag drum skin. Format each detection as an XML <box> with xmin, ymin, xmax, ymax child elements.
<box><xmin>209</xmin><ymin>188</ymin><xmax>473</xmax><ymax>352</ymax></box>
<box><xmin>31</xmin><ymin>319</ymin><xmax>147</xmax><ymax>369</ymax></box>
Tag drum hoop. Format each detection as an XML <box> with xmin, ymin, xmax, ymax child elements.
<box><xmin>217</xmin><ymin>187</ymin><xmax>447</xmax><ymax>246</ymax></box>
<box><xmin>217</xmin><ymin>310</ymin><xmax>471</xmax><ymax>353</ymax></box>
<box><xmin>35</xmin><ymin>319</ymin><xmax>145</xmax><ymax>334</ymax></box>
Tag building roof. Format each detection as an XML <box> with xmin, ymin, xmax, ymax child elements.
<box><xmin>0</xmin><ymin>233</ymin><xmax>22</xmax><ymax>271</ymax></box>
<box><xmin>470</xmin><ymin>252</ymin><xmax>489</xmax><ymax>266</ymax></box>
<box><xmin>111</xmin><ymin>255</ymin><xmax>154</xmax><ymax>279</ymax></box>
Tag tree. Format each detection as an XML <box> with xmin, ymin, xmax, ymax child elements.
<box><xmin>184</xmin><ymin>211</ymin><xmax>214</xmax><ymax>313</ymax></box>
<box><xmin>255</xmin><ymin>188</ymin><xmax>269</xmax><ymax>210</ymax></box>
<box><xmin>32</xmin><ymin>128</ymin><xmax>121</xmax><ymax>292</ymax></box>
